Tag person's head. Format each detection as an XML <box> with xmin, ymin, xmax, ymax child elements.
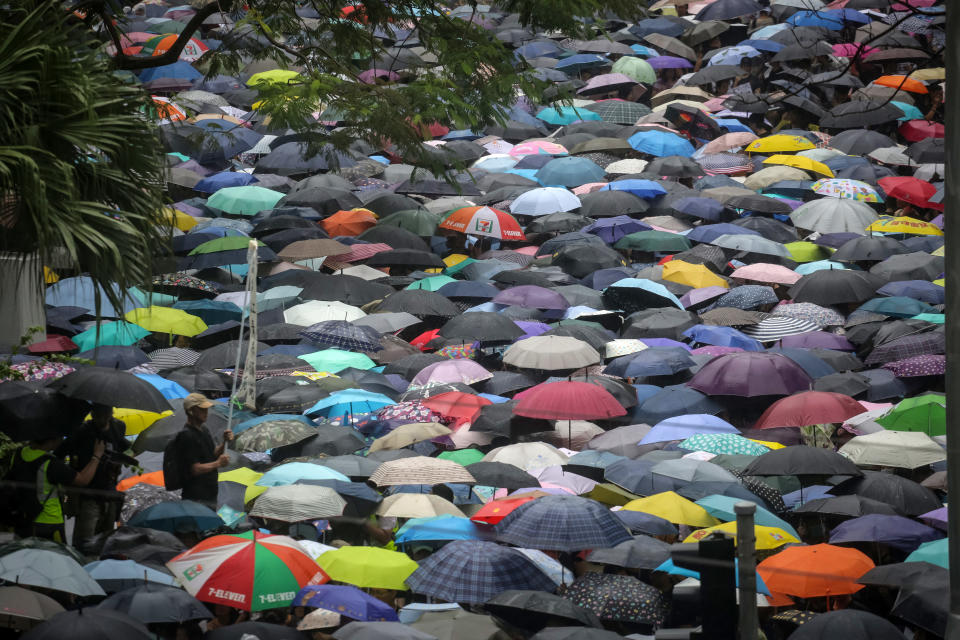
<box><xmin>90</xmin><ymin>404</ymin><xmax>113</xmax><ymax>427</ymax></box>
<box><xmin>183</xmin><ymin>393</ymin><xmax>213</xmax><ymax>425</ymax></box>
<box><xmin>30</xmin><ymin>436</ymin><xmax>63</xmax><ymax>451</ymax></box>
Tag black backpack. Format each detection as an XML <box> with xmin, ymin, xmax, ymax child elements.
<box><xmin>1</xmin><ymin>448</ymin><xmax>55</xmax><ymax>527</ymax></box>
<box><xmin>162</xmin><ymin>431</ymin><xmax>188</xmax><ymax>491</ymax></box>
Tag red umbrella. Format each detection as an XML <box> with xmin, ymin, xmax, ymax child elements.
<box><xmin>898</xmin><ymin>120</ymin><xmax>944</xmax><ymax>142</ymax></box>
<box><xmin>411</xmin><ymin>329</ymin><xmax>441</xmax><ymax>350</ymax></box>
<box><xmin>422</xmin><ymin>391</ymin><xmax>493</xmax><ymax>423</ymax></box>
<box><xmin>877</xmin><ymin>176</ymin><xmax>941</xmax><ymax>210</ymax></box>
<box><xmin>438</xmin><ymin>206</ymin><xmax>526</xmax><ymax>241</ymax></box>
<box><xmin>513</xmin><ymin>381</ymin><xmax>626</xmax><ymax>420</ymax></box>
<box><xmin>27</xmin><ymin>335</ymin><xmax>78</xmax><ymax>354</ymax></box>
<box><xmin>470</xmin><ymin>496</ymin><xmax>539</xmax><ymax>524</ymax></box>
<box><xmin>754</xmin><ymin>391</ymin><xmax>867</xmax><ymax>429</ymax></box>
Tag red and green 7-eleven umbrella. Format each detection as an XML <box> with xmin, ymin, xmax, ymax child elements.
<box><xmin>439</xmin><ymin>206</ymin><xmax>526</xmax><ymax>241</ymax></box>
<box><xmin>166</xmin><ymin>531</ymin><xmax>328</xmax><ymax>611</ymax></box>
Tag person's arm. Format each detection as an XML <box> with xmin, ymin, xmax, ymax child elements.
<box><xmin>213</xmin><ymin>430</ymin><xmax>234</xmax><ymax>458</ymax></box>
<box><xmin>71</xmin><ymin>440</ymin><xmax>105</xmax><ymax>487</ymax></box>
<box><xmin>191</xmin><ymin>458</ymin><xmax>228</xmax><ymax>476</ymax></box>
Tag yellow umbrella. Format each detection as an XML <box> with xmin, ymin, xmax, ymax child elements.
<box><xmin>909</xmin><ymin>68</ymin><xmax>945</xmax><ymax>81</ymax></box>
<box><xmin>112</xmin><ymin>408</ymin><xmax>173</xmax><ymax>436</ymax></box>
<box><xmin>162</xmin><ymin>207</ymin><xmax>197</xmax><ymax>231</ymax></box>
<box><xmin>745</xmin><ymin>134</ymin><xmax>815</xmax><ymax>153</ymax></box>
<box><xmin>684</xmin><ymin>522</ymin><xmax>799</xmax><ymax>550</ymax></box>
<box><xmin>763</xmin><ymin>154</ymin><xmax>834</xmax><ymax>178</ymax></box>
<box><xmin>125</xmin><ymin>306</ymin><xmax>208</xmax><ymax>337</ymax></box>
<box><xmin>932</xmin><ymin>245</ymin><xmax>944</xmax><ymax>257</ymax></box>
<box><xmin>784</xmin><ymin>241</ymin><xmax>830</xmax><ymax>263</ymax></box>
<box><xmin>219</xmin><ymin>467</ymin><xmax>267</xmax><ymax>503</ymax></box>
<box><xmin>662</xmin><ymin>261</ymin><xmax>728</xmax><ymax>289</ymax></box>
<box><xmin>865</xmin><ymin>216</ymin><xmax>944</xmax><ymax>236</ymax></box>
<box><xmin>443</xmin><ymin>254</ymin><xmax>470</xmax><ymax>267</ymax></box>
<box><xmin>933</xmin><ymin>278</ymin><xmax>945</xmax><ymax>287</ymax></box>
<box><xmin>623</xmin><ymin>491</ymin><xmax>721</xmax><ymax>527</ymax></box>
<box><xmin>749</xmin><ymin>439</ymin><xmax>786</xmax><ymax>450</ymax></box>
<box><xmin>43</xmin><ymin>266</ymin><xmax>59</xmax><ymax>284</ymax></box>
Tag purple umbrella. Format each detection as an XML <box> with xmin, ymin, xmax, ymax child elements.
<box><xmin>920</xmin><ymin>507</ymin><xmax>948</xmax><ymax>531</ymax></box>
<box><xmin>492</xmin><ymin>285</ymin><xmax>570</xmax><ymax>310</ymax></box>
<box><xmin>640</xmin><ymin>338</ymin><xmax>693</xmax><ymax>351</ymax></box>
<box><xmin>777</xmin><ymin>331</ymin><xmax>855</xmax><ymax>351</ymax></box>
<box><xmin>687</xmin><ymin>352</ymin><xmax>813</xmax><ymax>397</ymax></box>
<box><xmin>882</xmin><ymin>354</ymin><xmax>946</xmax><ymax>378</ymax></box>
<box><xmin>513</xmin><ymin>320</ymin><xmax>552</xmax><ymax>338</ymax></box>
<box><xmin>582</xmin><ymin>216</ymin><xmax>653</xmax><ymax>244</ymax></box>
<box><xmin>691</xmin><ymin>346</ymin><xmax>744</xmax><ymax>356</ymax></box>
<box><xmin>680</xmin><ymin>286</ymin><xmax>728</xmax><ymax>309</ymax></box>
<box><xmin>646</xmin><ymin>56</ymin><xmax>694</xmax><ymax>69</ymax></box>
<box><xmin>828</xmin><ymin>514</ymin><xmax>944</xmax><ymax>552</ymax></box>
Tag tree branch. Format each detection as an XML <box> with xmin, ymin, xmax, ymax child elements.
<box><xmin>111</xmin><ymin>0</ymin><xmax>231</xmax><ymax>70</ymax></box>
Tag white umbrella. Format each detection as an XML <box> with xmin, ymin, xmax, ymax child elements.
<box><xmin>284</xmin><ymin>300</ymin><xmax>366</xmax><ymax>326</ymax></box>
<box><xmin>790</xmin><ymin>199</ymin><xmax>879</xmax><ymax>234</ymax></box>
<box><xmin>502</xmin><ymin>335</ymin><xmax>601</xmax><ymax>370</ymax></box>
<box><xmin>839</xmin><ymin>431</ymin><xmax>945</xmax><ymax>469</ymax></box>
<box><xmin>376</xmin><ymin>494</ymin><xmax>466</xmax><ymax>519</ymax></box>
<box><xmin>482</xmin><ymin>442</ymin><xmax>570</xmax><ymax>471</ymax></box>
<box><xmin>249</xmin><ymin>485</ymin><xmax>347</xmax><ymax>522</ymax></box>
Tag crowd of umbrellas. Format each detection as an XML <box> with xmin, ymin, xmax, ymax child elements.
<box><xmin>0</xmin><ymin>0</ymin><xmax>951</xmax><ymax>637</ymax></box>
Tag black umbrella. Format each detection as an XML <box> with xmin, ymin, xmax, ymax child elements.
<box><xmin>257</xmin><ymin>322</ymin><xmax>307</xmax><ymax>344</ymax></box>
<box><xmin>578</xmin><ymin>190</ymin><xmax>650</xmax><ymax>218</ymax></box>
<box><xmin>257</xmin><ymin>384</ymin><xmax>332</xmax><ymax>414</ymax></box>
<box><xmin>788</xmin><ymin>270</ymin><xmax>884</xmax><ymax>305</ymax></box>
<box><xmin>685</xmin><ymin>65</ymin><xmax>745</xmax><ymax>86</ymax></box>
<box><xmin>357</xmin><ymin>226</ymin><xmax>431</xmax><ymax>253</ymax></box>
<box><xmin>0</xmin><ymin>381</ymin><xmax>90</xmax><ymax>441</ymax></box>
<box><xmin>694</xmin><ymin>0</ymin><xmax>762</xmax><ymax>20</ymax></box>
<box><xmin>486</xmin><ymin>591</ymin><xmax>603</xmax><ymax>631</ymax></box>
<box><xmin>621</xmin><ymin>308</ymin><xmax>698</xmax><ymax>341</ymax></box>
<box><xmin>724</xmin><ymin>193</ymin><xmax>793</xmax><ymax>214</ymax></box>
<box><xmin>49</xmin><ymin>367</ymin><xmax>171</xmax><ymax>413</ymax></box>
<box><xmin>869</xmin><ymin>252</ymin><xmax>944</xmax><ymax>282</ymax></box>
<box><xmin>367</xmin><ymin>249</ymin><xmax>446</xmax><ymax>269</ymax></box>
<box><xmin>301</xmin><ymin>275</ymin><xmax>394</xmax><ymax>307</ymax></box>
<box><xmin>645</xmin><ymin>155</ymin><xmax>704</xmax><ymax>178</ymax></box>
<box><xmin>255</xmin><ymin>142</ymin><xmax>359</xmax><ymax>176</ymax></box>
<box><xmin>471</xmin><ymin>401</ymin><xmax>551</xmax><ymax>437</ymax></box>
<box><xmin>163</xmin><ymin>366</ymin><xmax>229</xmax><ymax>394</ymax></box>
<box><xmin>812</xmin><ymin>372</ymin><xmax>871</xmax><ymax>397</ymax></box>
<box><xmin>486</xmin><ymin>120</ymin><xmax>548</xmax><ymax>142</ymax></box>
<box><xmin>831</xmin><ymin>236</ymin><xmax>909</xmax><ymax>262</ymax></box>
<box><xmin>278</xmin><ymin>187</ymin><xmax>362</xmax><ymax>216</ymax></box>
<box><xmin>99</xmin><ymin>583</ymin><xmax>211</xmax><ymax>624</ymax></box>
<box><xmin>829</xmin><ymin>129</ymin><xmax>896</xmax><ymax>155</ymax></box>
<box><xmin>527</xmin><ymin>212</ymin><xmax>595</xmax><ymax>234</ymax></box>
<box><xmin>21</xmin><ymin>608</ymin><xmax>151</xmax><ymax>640</ymax></box>
<box><xmin>311</xmin><ymin>455</ymin><xmax>382</xmax><ymax>479</ymax></box>
<box><xmin>205</xmin><ymin>621</ymin><xmax>308</xmax><ymax>640</ymax></box>
<box><xmin>376</xmin><ymin>289</ymin><xmax>459</xmax><ymax>317</ymax></box>
<box><xmin>858</xmin><ymin>561</ymin><xmax>946</xmax><ymax>588</ymax></box>
<box><xmin>795</xmin><ymin>494</ymin><xmax>899</xmax><ymax>518</ymax></box>
<box><xmin>828</xmin><ymin>471</ymin><xmax>941</xmax><ymax>516</ymax></box>
<box><xmin>382</xmin><ymin>353</ymin><xmax>447</xmax><ymax>378</ymax></box>
<box><xmin>439</xmin><ymin>312</ymin><xmax>526</xmax><ymax>342</ymax></box>
<box><xmin>892</xmin><ymin>575</ymin><xmax>949</xmax><ymax>638</ymax></box>
<box><xmin>195</xmin><ymin>340</ymin><xmax>269</xmax><ymax>369</ymax></box>
<box><xmin>543</xmin><ymin>325</ymin><xmax>617</xmax><ymax>351</ymax></box>
<box><xmin>743</xmin><ymin>447</ymin><xmax>863</xmax><ymax>481</ymax></box>
<box><xmin>787</xmin><ymin>609</ymin><xmax>906</xmax><ymax>640</ymax></box>
<box><xmin>820</xmin><ymin>101</ymin><xmax>905</xmax><ymax>129</ymax></box>
<box><xmin>906</xmin><ymin>138</ymin><xmax>944</xmax><ymax>163</ymax></box>
<box><xmin>586</xmin><ymin>535</ymin><xmax>671</xmax><ymax>570</ymax></box>
<box><xmin>260</xmin><ymin>227</ymin><xmax>330</xmax><ymax>252</ymax></box>
<box><xmin>282</xmin><ymin>426</ymin><xmax>366</xmax><ymax>457</ymax></box>
<box><xmin>465</xmin><ymin>462</ymin><xmax>541</xmax><ymax>491</ymax></box>
<box><xmin>731</xmin><ymin>217</ymin><xmax>798</xmax><ymax>244</ymax></box>
<box><xmin>481</xmin><ymin>371</ymin><xmax>539</xmax><ymax>396</ymax></box>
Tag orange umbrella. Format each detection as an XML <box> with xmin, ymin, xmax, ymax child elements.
<box><xmin>873</xmin><ymin>75</ymin><xmax>929</xmax><ymax>94</ymax></box>
<box><xmin>757</xmin><ymin>544</ymin><xmax>874</xmax><ymax>599</ymax></box>
<box><xmin>422</xmin><ymin>391</ymin><xmax>493</xmax><ymax>422</ymax></box>
<box><xmin>470</xmin><ymin>496</ymin><xmax>539</xmax><ymax>524</ymax></box>
<box><xmin>117</xmin><ymin>470</ymin><xmax>165</xmax><ymax>491</ymax></box>
<box><xmin>321</xmin><ymin>208</ymin><xmax>378</xmax><ymax>236</ymax></box>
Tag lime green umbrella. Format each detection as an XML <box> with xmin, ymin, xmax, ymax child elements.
<box><xmin>206</xmin><ymin>186</ymin><xmax>285</xmax><ymax>216</ymax></box>
<box><xmin>612</xmin><ymin>56</ymin><xmax>656</xmax><ymax>84</ymax></box>
<box><xmin>73</xmin><ymin>321</ymin><xmax>151</xmax><ymax>351</ymax></box>
<box><xmin>784</xmin><ymin>241</ymin><xmax>830</xmax><ymax>263</ymax></box>
<box><xmin>615</xmin><ymin>230</ymin><xmax>691</xmax><ymax>252</ymax></box>
<box><xmin>299</xmin><ymin>349</ymin><xmax>376</xmax><ymax>373</ymax></box>
<box><xmin>437</xmin><ymin>449</ymin><xmax>485</xmax><ymax>466</ymax></box>
<box><xmin>877</xmin><ymin>393</ymin><xmax>946</xmax><ymax>436</ymax></box>
<box><xmin>378</xmin><ymin>209</ymin><xmax>441</xmax><ymax>236</ymax></box>
<box><xmin>125</xmin><ymin>306</ymin><xmax>209</xmax><ymax>337</ymax></box>
<box><xmin>317</xmin><ymin>547</ymin><xmax>418</xmax><ymax>590</ymax></box>
<box><xmin>247</xmin><ymin>69</ymin><xmax>301</xmax><ymax>87</ymax></box>
<box><xmin>190</xmin><ymin>236</ymin><xmax>265</xmax><ymax>255</ymax></box>
<box><xmin>406</xmin><ymin>276</ymin><xmax>456</xmax><ymax>292</ymax></box>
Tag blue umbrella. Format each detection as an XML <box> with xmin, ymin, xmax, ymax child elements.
<box><xmin>138</xmin><ymin>61</ymin><xmax>203</xmax><ymax>82</ymax></box>
<box><xmin>46</xmin><ymin>276</ymin><xmax>145</xmax><ymax>317</ymax></box>
<box><xmin>515</xmin><ymin>41</ymin><xmax>563</xmax><ymax>59</ymax></box>
<box><xmin>794</xmin><ymin>259</ymin><xmax>851</xmax><ymax>275</ymax></box>
<box><xmin>134</xmin><ymin>373</ymin><xmax>189</xmax><ymax>399</ymax></box>
<box><xmin>695</xmin><ymin>495</ymin><xmax>799</xmax><ymax>538</ymax></box>
<box><xmin>536</xmin><ymin>157</ymin><xmax>606</xmax><ymax>187</ymax></box>
<box><xmin>535</xmin><ymin>106</ymin><xmax>603</xmax><ymax>126</ymax></box>
<box><xmin>494</xmin><ymin>495</ymin><xmax>632</xmax><ymax>551</ymax></box>
<box><xmin>627</xmin><ymin>130</ymin><xmax>696</xmax><ymax>157</ymax></box>
<box><xmin>892</xmin><ymin>101</ymin><xmax>924</xmax><ymax>121</ymax></box>
<box><xmin>300</xmin><ymin>320</ymin><xmax>382</xmax><ymax>351</ymax></box>
<box><xmin>682</xmin><ymin>325</ymin><xmax>764</xmax><ymax>351</ymax></box>
<box><xmin>126</xmin><ymin>500</ymin><xmax>222</xmax><ymax>533</ymax></box>
<box><xmin>641</xmin><ymin>414</ymin><xmax>740</xmax><ymax>444</ymax></box>
<box><xmin>857</xmin><ymin>296</ymin><xmax>936</xmax><ymax>318</ymax></box>
<box><xmin>766</xmin><ymin>347</ymin><xmax>836</xmax><ymax>379</ymax></box>
<box><xmin>172</xmin><ymin>300</ymin><xmax>243</xmax><ymax>325</ymax></box>
<box><xmin>613</xmin><ymin>510</ymin><xmax>678</xmax><ymax>536</ymax></box>
<box><xmin>635</xmin><ymin>385</ymin><xmax>723</xmax><ymax>424</ymax></box>
<box><xmin>737</xmin><ymin>39</ymin><xmax>784</xmax><ymax>53</ymax></box>
<box><xmin>630</xmin><ymin>18</ymin><xmax>685</xmax><ymax>38</ymax></box>
<box><xmin>671</xmin><ymin>197</ymin><xmax>725</xmax><ymax>221</ymax></box>
<box><xmin>304</xmin><ymin>389</ymin><xmax>395</xmax><ymax>421</ymax></box>
<box><xmin>406</xmin><ymin>540</ymin><xmax>558</xmax><ymax>604</ymax></box>
<box><xmin>76</xmin><ymin>345</ymin><xmax>150</xmax><ymax>369</ymax></box>
<box><xmin>194</xmin><ymin>171</ymin><xmax>259</xmax><ymax>193</ymax></box>
<box><xmin>687</xmin><ymin>223</ymin><xmax>762</xmax><ymax>244</ymax></box>
<box><xmin>786</xmin><ymin>9</ymin><xmax>846</xmax><ymax>29</ymax></box>
<box><xmin>604</xmin><ymin>458</ymin><xmax>680</xmax><ymax>495</ymax></box>
<box><xmin>582</xmin><ymin>216</ymin><xmax>652</xmax><ymax>244</ymax></box>
<box><xmin>829</xmin><ymin>514</ymin><xmax>944</xmax><ymax>552</ymax></box>
<box><xmin>555</xmin><ymin>53</ymin><xmax>612</xmax><ymax>72</ymax></box>
<box><xmin>295</xmin><ymin>585</ymin><xmax>399</xmax><ymax>621</ymax></box>
<box><xmin>395</xmin><ymin>514</ymin><xmax>483</xmax><ymax>546</ymax></box>
<box><xmin>877</xmin><ymin>280</ymin><xmax>944</xmax><ymax>304</ymax></box>
<box><xmin>599</xmin><ymin>180</ymin><xmax>667</xmax><ymax>199</ymax></box>
<box><xmin>605</xmin><ymin>347</ymin><xmax>696</xmax><ymax>378</ymax></box>
<box><xmin>708</xmin><ymin>45</ymin><xmax>762</xmax><ymax>66</ymax></box>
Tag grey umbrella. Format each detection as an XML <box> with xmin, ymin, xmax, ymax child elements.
<box><xmin>0</xmin><ymin>549</ymin><xmax>104</xmax><ymax>597</ymax></box>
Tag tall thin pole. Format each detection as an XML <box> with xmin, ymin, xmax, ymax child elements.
<box><xmin>944</xmin><ymin>0</ymin><xmax>960</xmax><ymax>632</ymax></box>
<box><xmin>735</xmin><ymin>502</ymin><xmax>758</xmax><ymax>640</ymax></box>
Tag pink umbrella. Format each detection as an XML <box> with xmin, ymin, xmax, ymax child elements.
<box><xmin>514</xmin><ymin>381</ymin><xmax>626</xmax><ymax>421</ymax></box>
<box><xmin>701</xmin><ymin>96</ymin><xmax>730</xmax><ymax>112</ymax></box>
<box><xmin>680</xmin><ymin>286</ymin><xmax>729</xmax><ymax>309</ymax></box>
<box><xmin>572</xmin><ymin>182</ymin><xmax>608</xmax><ymax>195</ymax></box>
<box><xmin>514</xmin><ymin>246</ymin><xmax>540</xmax><ymax>256</ymax></box>
<box><xmin>833</xmin><ymin>43</ymin><xmax>876</xmax><ymax>58</ymax></box>
<box><xmin>701</xmin><ymin>132</ymin><xmax>759</xmax><ymax>155</ymax></box>
<box><xmin>412</xmin><ymin>359</ymin><xmax>493</xmax><ymax>386</ymax></box>
<box><xmin>510</xmin><ymin>141</ymin><xmax>568</xmax><ymax>157</ymax></box>
<box><xmin>730</xmin><ymin>263</ymin><xmax>802</xmax><ymax>285</ymax></box>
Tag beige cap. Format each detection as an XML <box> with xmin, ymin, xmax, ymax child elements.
<box><xmin>183</xmin><ymin>393</ymin><xmax>214</xmax><ymax>411</ymax></box>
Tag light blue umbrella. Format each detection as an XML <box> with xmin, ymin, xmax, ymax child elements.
<box><xmin>472</xmin><ymin>155</ymin><xmax>519</xmax><ymax>172</ymax></box>
<box><xmin>641</xmin><ymin>414</ymin><xmax>739</xmax><ymax>444</ymax></box>
<box><xmin>707</xmin><ymin>45</ymin><xmax>762</xmax><ymax>66</ymax></box>
<box><xmin>655</xmin><ymin>558</ymin><xmax>771</xmax><ymax>595</ymax></box>
<box><xmin>695</xmin><ymin>494</ymin><xmax>800</xmax><ymax>538</ymax></box>
<box><xmin>72</xmin><ymin>321</ymin><xmax>151</xmax><ymax>351</ymax></box>
<box><xmin>630</xmin><ymin>45</ymin><xmax>659</xmax><ymax>57</ymax></box>
<box><xmin>892</xmin><ymin>101</ymin><xmax>923</xmax><ymax>121</ymax></box>
<box><xmin>793</xmin><ymin>260</ymin><xmax>850</xmax><ymax>275</ymax></box>
<box><xmin>256</xmin><ymin>462</ymin><xmax>351</xmax><ymax>486</ymax></box>
<box><xmin>627</xmin><ymin>130</ymin><xmax>696</xmax><ymax>157</ymax></box>
<box><xmin>395</xmin><ymin>515</ymin><xmax>482</xmax><ymax>547</ymax></box>
<box><xmin>46</xmin><ymin>276</ymin><xmax>145</xmax><ymax>316</ymax></box>
<box><xmin>906</xmin><ymin>537</ymin><xmax>948</xmax><ymax>568</ymax></box>
<box><xmin>134</xmin><ymin>373</ymin><xmax>190</xmax><ymax>399</ymax></box>
<box><xmin>682</xmin><ymin>324</ymin><xmax>764</xmax><ymax>351</ymax></box>
<box><xmin>554</xmin><ymin>54</ymin><xmax>611</xmax><ymax>73</ymax></box>
<box><xmin>304</xmin><ymin>389</ymin><xmax>396</xmax><ymax>420</ymax></box>
<box><xmin>535</xmin><ymin>106</ymin><xmax>603</xmax><ymax>126</ymax></box>
<box><xmin>567</xmin><ymin>450</ymin><xmax>627</xmax><ymax>468</ymax></box>
<box><xmin>536</xmin><ymin>157</ymin><xmax>606</xmax><ymax>187</ymax></box>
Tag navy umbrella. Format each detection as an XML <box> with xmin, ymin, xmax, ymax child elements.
<box><xmin>634</xmin><ymin>385</ymin><xmax>723</xmax><ymax>424</ymax></box>
<box><xmin>604</xmin><ymin>348</ymin><xmax>697</xmax><ymax>378</ymax></box>
<box><xmin>612</xmin><ymin>510</ymin><xmax>678</xmax><ymax>537</ymax></box>
<box><xmin>828</xmin><ymin>514</ymin><xmax>944</xmax><ymax>551</ymax></box>
<box><xmin>76</xmin><ymin>345</ymin><xmax>150</xmax><ymax>370</ymax></box>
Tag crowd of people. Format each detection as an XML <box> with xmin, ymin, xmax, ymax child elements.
<box><xmin>0</xmin><ymin>0</ymin><xmax>950</xmax><ymax>638</ymax></box>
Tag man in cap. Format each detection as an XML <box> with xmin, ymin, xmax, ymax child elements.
<box><xmin>177</xmin><ymin>393</ymin><xmax>233</xmax><ymax>508</ymax></box>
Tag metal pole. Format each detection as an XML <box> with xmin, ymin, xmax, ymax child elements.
<box><xmin>735</xmin><ymin>502</ymin><xmax>758</xmax><ymax>640</ymax></box>
<box><xmin>945</xmin><ymin>0</ymin><xmax>960</xmax><ymax>632</ymax></box>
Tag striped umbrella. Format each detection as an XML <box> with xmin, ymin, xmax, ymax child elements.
<box><xmin>166</xmin><ymin>531</ymin><xmax>328</xmax><ymax>611</ymax></box>
<box><xmin>740</xmin><ymin>316</ymin><xmax>821</xmax><ymax>342</ymax></box>
<box><xmin>249</xmin><ymin>485</ymin><xmax>347</xmax><ymax>522</ymax></box>
<box><xmin>697</xmin><ymin>153</ymin><xmax>753</xmax><ymax>175</ymax></box>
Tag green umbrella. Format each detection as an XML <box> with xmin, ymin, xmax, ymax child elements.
<box><xmin>146</xmin><ymin>20</ymin><xmax>185</xmax><ymax>34</ymax></box>
<box><xmin>235</xmin><ymin>419</ymin><xmax>318</xmax><ymax>453</ymax></box>
<box><xmin>876</xmin><ymin>394</ymin><xmax>946</xmax><ymax>436</ymax></box>
<box><xmin>206</xmin><ymin>186</ymin><xmax>285</xmax><ymax>216</ymax></box>
<box><xmin>611</xmin><ymin>56</ymin><xmax>656</xmax><ymax>84</ymax></box>
<box><xmin>443</xmin><ymin>257</ymin><xmax>477</xmax><ymax>276</ymax></box>
<box><xmin>72</xmin><ymin>321</ymin><xmax>151</xmax><ymax>351</ymax></box>
<box><xmin>378</xmin><ymin>209</ymin><xmax>441</xmax><ymax>236</ymax></box>
<box><xmin>299</xmin><ymin>349</ymin><xmax>376</xmax><ymax>373</ymax></box>
<box><xmin>189</xmin><ymin>236</ymin><xmax>265</xmax><ymax>255</ymax></box>
<box><xmin>129</xmin><ymin>286</ymin><xmax>177</xmax><ymax>307</ymax></box>
<box><xmin>680</xmin><ymin>433</ymin><xmax>770</xmax><ymax>456</ymax></box>
<box><xmin>437</xmin><ymin>449</ymin><xmax>485</xmax><ymax>466</ymax></box>
<box><xmin>406</xmin><ymin>276</ymin><xmax>456</xmax><ymax>292</ymax></box>
<box><xmin>615</xmin><ymin>230</ymin><xmax>692</xmax><ymax>252</ymax></box>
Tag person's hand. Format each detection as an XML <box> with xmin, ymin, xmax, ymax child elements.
<box><xmin>217</xmin><ymin>454</ymin><xmax>230</xmax><ymax>468</ymax></box>
<box><xmin>223</xmin><ymin>429</ymin><xmax>234</xmax><ymax>443</ymax></box>
<box><xmin>93</xmin><ymin>440</ymin><xmax>106</xmax><ymax>459</ymax></box>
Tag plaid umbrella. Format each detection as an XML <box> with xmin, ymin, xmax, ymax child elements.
<box><xmin>148</xmin><ymin>347</ymin><xmax>201</xmax><ymax>370</ymax></box>
<box><xmin>772</xmin><ymin>303</ymin><xmax>846</xmax><ymax>327</ymax></box>
<box><xmin>584</xmin><ymin>101</ymin><xmax>652</xmax><ymax>125</ymax></box>
<box><xmin>405</xmin><ymin>541</ymin><xmax>557</xmax><ymax>604</ymax></box>
<box><xmin>564</xmin><ymin>573</ymin><xmax>667</xmax><ymax>628</ymax></box>
<box><xmin>865</xmin><ymin>332</ymin><xmax>945</xmax><ymax>365</ymax></box>
<box><xmin>301</xmin><ymin>321</ymin><xmax>382</xmax><ymax>352</ymax></box>
<box><xmin>679</xmin><ymin>433</ymin><xmax>770</xmax><ymax>456</ymax></box>
<box><xmin>882</xmin><ymin>354</ymin><xmax>946</xmax><ymax>378</ymax></box>
<box><xmin>493</xmin><ymin>495</ymin><xmax>632</xmax><ymax>551</ymax></box>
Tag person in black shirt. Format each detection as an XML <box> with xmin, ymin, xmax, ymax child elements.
<box><xmin>177</xmin><ymin>393</ymin><xmax>233</xmax><ymax>508</ymax></box>
<box><xmin>57</xmin><ymin>404</ymin><xmax>131</xmax><ymax>547</ymax></box>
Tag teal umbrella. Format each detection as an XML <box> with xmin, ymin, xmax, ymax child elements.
<box><xmin>680</xmin><ymin>433</ymin><xmax>770</xmax><ymax>456</ymax></box>
<box><xmin>206</xmin><ymin>186</ymin><xmax>285</xmax><ymax>216</ymax></box>
<box><xmin>406</xmin><ymin>276</ymin><xmax>456</xmax><ymax>292</ymax></box>
<box><xmin>73</xmin><ymin>322</ymin><xmax>151</xmax><ymax>351</ymax></box>
<box><xmin>535</xmin><ymin>106</ymin><xmax>602</xmax><ymax>126</ymax></box>
<box><xmin>695</xmin><ymin>494</ymin><xmax>800</xmax><ymax>539</ymax></box>
<box><xmin>299</xmin><ymin>349</ymin><xmax>376</xmax><ymax>373</ymax></box>
<box><xmin>906</xmin><ymin>537</ymin><xmax>948</xmax><ymax>568</ymax></box>
<box><xmin>891</xmin><ymin>101</ymin><xmax>923</xmax><ymax>121</ymax></box>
